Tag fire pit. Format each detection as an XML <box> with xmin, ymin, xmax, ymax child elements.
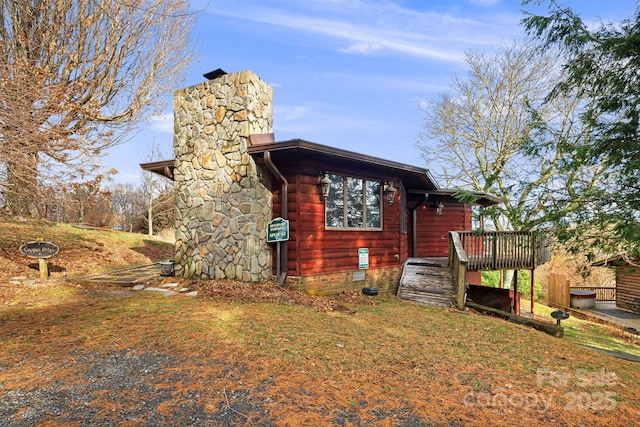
<box><xmin>570</xmin><ymin>289</ymin><xmax>596</xmax><ymax>309</ymax></box>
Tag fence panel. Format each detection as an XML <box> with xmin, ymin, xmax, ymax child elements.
<box><xmin>548</xmin><ymin>273</ymin><xmax>571</xmax><ymax>307</ymax></box>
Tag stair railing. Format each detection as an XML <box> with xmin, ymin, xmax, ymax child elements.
<box><xmin>448</xmin><ymin>231</ymin><xmax>468</xmax><ymax>310</ymax></box>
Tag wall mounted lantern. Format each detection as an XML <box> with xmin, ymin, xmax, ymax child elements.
<box><xmin>383</xmin><ymin>182</ymin><xmax>397</xmax><ymax>204</ymax></box>
<box><xmin>434</xmin><ymin>200</ymin><xmax>444</xmax><ymax>216</ymax></box>
<box><xmin>318</xmin><ymin>172</ymin><xmax>332</xmax><ymax>200</ymax></box>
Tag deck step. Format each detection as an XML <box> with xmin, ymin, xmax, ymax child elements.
<box><xmin>397</xmin><ymin>259</ymin><xmax>456</xmax><ymax>308</ymax></box>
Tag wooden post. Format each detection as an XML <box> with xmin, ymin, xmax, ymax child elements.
<box><xmin>530</xmin><ymin>268</ymin><xmax>535</xmax><ymax>315</ymax></box>
<box><xmin>513</xmin><ymin>270</ymin><xmax>519</xmax><ymax>315</ymax></box>
<box><xmin>276</xmin><ymin>241</ymin><xmax>281</xmax><ymax>285</ymax></box>
<box><xmin>457</xmin><ymin>262</ymin><xmax>467</xmax><ymax>310</ymax></box>
<box><xmin>39</xmin><ymin>258</ymin><xmax>49</xmax><ymax>280</ymax></box>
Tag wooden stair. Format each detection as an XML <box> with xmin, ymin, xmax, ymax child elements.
<box><xmin>397</xmin><ymin>258</ymin><xmax>456</xmax><ymax>308</ymax></box>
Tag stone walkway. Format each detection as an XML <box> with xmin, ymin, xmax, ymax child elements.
<box><xmin>69</xmin><ymin>262</ymin><xmax>198</xmax><ymax>297</ymax></box>
<box><xmin>70</xmin><ymin>262</ymin><xmax>169</xmax><ymax>285</ymax></box>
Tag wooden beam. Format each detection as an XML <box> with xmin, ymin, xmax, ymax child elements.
<box><xmin>466</xmin><ymin>301</ymin><xmax>564</xmax><ymax>338</ymax></box>
<box><xmin>531</xmin><ymin>268</ymin><xmax>535</xmax><ymax>315</ymax></box>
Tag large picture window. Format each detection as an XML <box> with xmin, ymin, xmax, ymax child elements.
<box><xmin>325</xmin><ymin>173</ymin><xmax>382</xmax><ymax>230</ymax></box>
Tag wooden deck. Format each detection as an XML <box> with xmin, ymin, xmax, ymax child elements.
<box><xmin>400</xmin><ymin>232</ymin><xmax>553</xmax><ymax>310</ymax></box>
<box><xmin>454</xmin><ymin>231</ymin><xmax>552</xmax><ymax>271</ymax></box>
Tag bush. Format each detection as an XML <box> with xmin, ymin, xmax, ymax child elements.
<box><xmin>481</xmin><ymin>270</ymin><xmax>546</xmax><ymax>301</ymax></box>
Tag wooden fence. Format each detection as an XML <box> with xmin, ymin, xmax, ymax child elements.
<box><xmin>548</xmin><ymin>273</ymin><xmax>571</xmax><ymax>307</ymax></box>
<box><xmin>549</xmin><ymin>273</ymin><xmax>617</xmax><ymax>307</ymax></box>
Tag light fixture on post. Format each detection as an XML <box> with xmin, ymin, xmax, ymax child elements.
<box><xmin>434</xmin><ymin>200</ymin><xmax>444</xmax><ymax>215</ymax></box>
<box><xmin>383</xmin><ymin>181</ymin><xmax>397</xmax><ymax>204</ymax></box>
<box><xmin>318</xmin><ymin>172</ymin><xmax>332</xmax><ymax>200</ymax></box>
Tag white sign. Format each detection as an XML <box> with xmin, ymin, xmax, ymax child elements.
<box><xmin>358</xmin><ymin>248</ymin><xmax>369</xmax><ymax>269</ymax></box>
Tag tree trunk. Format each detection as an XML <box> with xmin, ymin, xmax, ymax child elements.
<box><xmin>4</xmin><ymin>147</ymin><xmax>38</xmax><ymax>217</ymax></box>
<box><xmin>503</xmin><ymin>269</ymin><xmax>514</xmax><ymax>289</ymax></box>
<box><xmin>147</xmin><ymin>193</ymin><xmax>153</xmax><ymax>236</ymax></box>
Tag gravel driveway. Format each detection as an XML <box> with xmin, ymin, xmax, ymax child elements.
<box><xmin>0</xmin><ymin>348</ymin><xmax>273</xmax><ymax>426</ymax></box>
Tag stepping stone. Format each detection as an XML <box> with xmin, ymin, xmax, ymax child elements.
<box><xmin>132</xmin><ymin>285</ymin><xmax>145</xmax><ymax>291</ymax></box>
<box><xmin>143</xmin><ymin>287</ymin><xmax>178</xmax><ymax>296</ymax></box>
<box><xmin>184</xmin><ymin>291</ymin><xmax>198</xmax><ymax>297</ymax></box>
<box><xmin>11</xmin><ymin>276</ymin><xmax>27</xmax><ymax>281</ymax></box>
<box><xmin>23</xmin><ymin>280</ymin><xmax>41</xmax><ymax>287</ymax></box>
<box><xmin>161</xmin><ymin>282</ymin><xmax>179</xmax><ymax>288</ymax></box>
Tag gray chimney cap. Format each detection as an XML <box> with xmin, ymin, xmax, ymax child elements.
<box><xmin>203</xmin><ymin>68</ymin><xmax>227</xmax><ymax>80</ymax></box>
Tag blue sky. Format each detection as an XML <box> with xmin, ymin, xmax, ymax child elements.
<box><xmin>110</xmin><ymin>0</ymin><xmax>637</xmax><ymax>185</ymax></box>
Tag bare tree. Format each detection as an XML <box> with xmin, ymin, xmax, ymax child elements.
<box><xmin>110</xmin><ymin>183</ymin><xmax>141</xmax><ymax>232</ymax></box>
<box><xmin>140</xmin><ymin>141</ymin><xmax>173</xmax><ymax>236</ymax></box>
<box><xmin>143</xmin><ymin>188</ymin><xmax>174</xmax><ymax>234</ymax></box>
<box><xmin>0</xmin><ymin>0</ymin><xmax>196</xmax><ymax>216</ymax></box>
<box><xmin>417</xmin><ymin>43</ymin><xmax>606</xmax><ymax>233</ymax></box>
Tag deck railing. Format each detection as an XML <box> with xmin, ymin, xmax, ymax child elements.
<box><xmin>455</xmin><ymin>231</ymin><xmax>552</xmax><ymax>271</ymax></box>
<box><xmin>570</xmin><ymin>286</ymin><xmax>616</xmax><ymax>302</ymax></box>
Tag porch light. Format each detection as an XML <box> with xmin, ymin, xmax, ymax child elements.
<box><xmin>434</xmin><ymin>200</ymin><xmax>444</xmax><ymax>215</ymax></box>
<box><xmin>384</xmin><ymin>182</ymin><xmax>397</xmax><ymax>204</ymax></box>
<box><xmin>318</xmin><ymin>172</ymin><xmax>332</xmax><ymax>200</ymax></box>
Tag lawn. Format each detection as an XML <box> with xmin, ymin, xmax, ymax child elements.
<box><xmin>0</xmin><ymin>219</ymin><xmax>639</xmax><ymax>426</ymax></box>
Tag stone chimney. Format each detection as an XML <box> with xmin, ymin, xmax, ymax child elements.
<box><xmin>173</xmin><ymin>70</ymin><xmax>273</xmax><ymax>281</ymax></box>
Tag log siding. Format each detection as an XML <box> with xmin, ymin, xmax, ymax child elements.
<box><xmin>616</xmin><ymin>265</ymin><xmax>640</xmax><ymax>311</ymax></box>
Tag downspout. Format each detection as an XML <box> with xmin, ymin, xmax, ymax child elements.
<box><xmin>263</xmin><ymin>151</ymin><xmax>288</xmax><ymax>277</ymax></box>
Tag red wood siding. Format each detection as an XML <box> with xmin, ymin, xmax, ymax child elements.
<box><xmin>272</xmin><ymin>165</ymin><xmax>404</xmax><ymax>276</ymax></box>
<box><xmin>270</xmin><ymin>160</ymin><xmax>474</xmax><ymax>278</ymax></box>
<box><xmin>616</xmin><ymin>266</ymin><xmax>640</xmax><ymax>310</ymax></box>
<box><xmin>413</xmin><ymin>198</ymin><xmax>471</xmax><ymax>258</ymax></box>
<box><xmin>466</xmin><ymin>270</ymin><xmax>482</xmax><ymax>285</ymax></box>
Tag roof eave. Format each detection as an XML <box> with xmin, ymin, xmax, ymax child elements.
<box><xmin>248</xmin><ymin>138</ymin><xmax>438</xmax><ymax>186</ymax></box>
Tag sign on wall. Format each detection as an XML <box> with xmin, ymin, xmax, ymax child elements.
<box><xmin>358</xmin><ymin>248</ymin><xmax>369</xmax><ymax>269</ymax></box>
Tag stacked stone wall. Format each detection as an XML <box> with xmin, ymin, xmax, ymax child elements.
<box><xmin>173</xmin><ymin>70</ymin><xmax>273</xmax><ymax>281</ymax></box>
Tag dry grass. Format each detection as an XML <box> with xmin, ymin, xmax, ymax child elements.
<box><xmin>1</xmin><ymin>219</ymin><xmax>639</xmax><ymax>425</ymax></box>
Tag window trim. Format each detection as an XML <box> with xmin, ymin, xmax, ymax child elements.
<box><xmin>324</xmin><ymin>173</ymin><xmax>383</xmax><ymax>231</ymax></box>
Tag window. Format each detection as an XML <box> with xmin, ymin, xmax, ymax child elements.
<box><xmin>325</xmin><ymin>173</ymin><xmax>382</xmax><ymax>230</ymax></box>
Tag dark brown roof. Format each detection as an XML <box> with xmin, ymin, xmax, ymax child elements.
<box><xmin>140</xmin><ymin>138</ymin><xmax>502</xmax><ymax>206</ymax></box>
<box><xmin>421</xmin><ymin>189</ymin><xmax>503</xmax><ymax>207</ymax></box>
<box><xmin>139</xmin><ymin>160</ymin><xmax>174</xmax><ymax>179</ymax></box>
<box><xmin>247</xmin><ymin>138</ymin><xmax>439</xmax><ymax>191</ymax></box>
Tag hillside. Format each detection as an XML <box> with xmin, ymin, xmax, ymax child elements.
<box><xmin>0</xmin><ymin>219</ymin><xmax>639</xmax><ymax>426</ymax></box>
<box><xmin>0</xmin><ymin>218</ymin><xmax>171</xmax><ymax>273</ymax></box>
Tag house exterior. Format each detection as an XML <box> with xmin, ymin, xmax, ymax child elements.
<box><xmin>141</xmin><ymin>69</ymin><xmax>499</xmax><ymax>295</ymax></box>
<box><xmin>593</xmin><ymin>258</ymin><xmax>640</xmax><ymax>312</ymax></box>
<box><xmin>616</xmin><ymin>266</ymin><xmax>640</xmax><ymax>312</ymax></box>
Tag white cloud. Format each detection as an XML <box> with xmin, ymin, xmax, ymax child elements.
<box><xmin>339</xmin><ymin>42</ymin><xmax>384</xmax><ymax>55</ymax></box>
<box><xmin>206</xmin><ymin>0</ymin><xmax>521</xmax><ymax>63</ymax></box>
<box><xmin>469</xmin><ymin>0</ymin><xmax>500</xmax><ymax>6</ymax></box>
<box><xmin>275</xmin><ymin>105</ymin><xmax>310</xmax><ymax>121</ymax></box>
<box><xmin>149</xmin><ymin>113</ymin><xmax>174</xmax><ymax>134</ymax></box>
